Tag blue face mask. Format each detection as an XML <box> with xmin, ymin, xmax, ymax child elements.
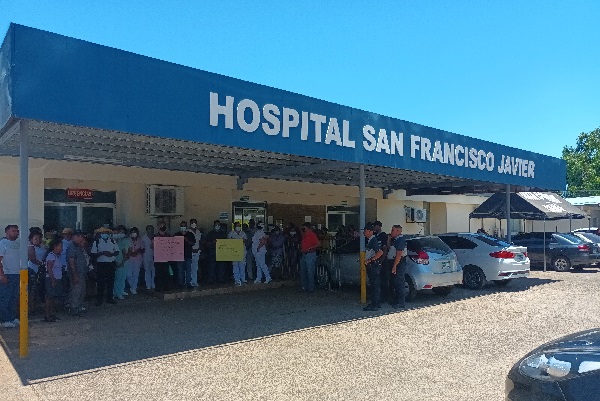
<box><xmin>100</xmin><ymin>234</ymin><xmax>109</xmax><ymax>240</ymax></box>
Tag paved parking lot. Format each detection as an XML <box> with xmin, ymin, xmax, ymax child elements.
<box><xmin>1</xmin><ymin>268</ymin><xmax>600</xmax><ymax>401</ymax></box>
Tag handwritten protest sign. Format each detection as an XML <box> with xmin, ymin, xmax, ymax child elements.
<box><xmin>154</xmin><ymin>236</ymin><xmax>184</xmax><ymax>262</ymax></box>
<box><xmin>216</xmin><ymin>239</ymin><xmax>244</xmax><ymax>261</ymax></box>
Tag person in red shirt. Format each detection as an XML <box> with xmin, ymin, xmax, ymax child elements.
<box><xmin>300</xmin><ymin>223</ymin><xmax>320</xmax><ymax>293</ymax></box>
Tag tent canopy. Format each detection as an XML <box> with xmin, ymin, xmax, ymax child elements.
<box><xmin>470</xmin><ymin>192</ymin><xmax>587</xmax><ymax>220</ymax></box>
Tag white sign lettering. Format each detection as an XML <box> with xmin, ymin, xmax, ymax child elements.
<box><xmin>209</xmin><ymin>91</ymin><xmax>535</xmax><ymax>179</ymax></box>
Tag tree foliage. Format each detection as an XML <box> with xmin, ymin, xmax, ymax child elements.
<box><xmin>563</xmin><ymin>127</ymin><xmax>600</xmax><ymax>197</ymax></box>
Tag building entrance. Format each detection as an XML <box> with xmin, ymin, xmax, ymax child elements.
<box><xmin>232</xmin><ymin>201</ymin><xmax>267</xmax><ymax>226</ymax></box>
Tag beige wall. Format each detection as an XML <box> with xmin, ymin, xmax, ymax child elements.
<box><xmin>429</xmin><ymin>202</ymin><xmax>447</xmax><ymax>234</ymax></box>
<box><xmin>0</xmin><ymin>158</ymin><xmax>44</xmax><ymax>229</ymax></box>
<box><xmin>0</xmin><ymin>156</ymin><xmax>383</xmax><ymax>233</ymax></box>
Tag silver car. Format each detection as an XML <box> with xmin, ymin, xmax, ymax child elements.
<box><xmin>317</xmin><ymin>235</ymin><xmax>462</xmax><ymax>301</ymax></box>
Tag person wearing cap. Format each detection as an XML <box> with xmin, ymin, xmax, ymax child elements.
<box><xmin>252</xmin><ymin>222</ymin><xmax>272</xmax><ymax>284</ymax></box>
<box><xmin>91</xmin><ymin>227</ymin><xmax>119</xmax><ymax>306</ymax></box>
<box><xmin>363</xmin><ymin>222</ymin><xmax>384</xmax><ymax>311</ymax></box>
<box><xmin>300</xmin><ymin>222</ymin><xmax>320</xmax><ymax>293</ymax></box>
<box><xmin>67</xmin><ymin>230</ymin><xmax>90</xmax><ymax>315</ymax></box>
<box><xmin>389</xmin><ymin>224</ymin><xmax>407</xmax><ymax>309</ymax></box>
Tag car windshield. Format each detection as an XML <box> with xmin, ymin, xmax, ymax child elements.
<box><xmin>407</xmin><ymin>236</ymin><xmax>452</xmax><ymax>254</ymax></box>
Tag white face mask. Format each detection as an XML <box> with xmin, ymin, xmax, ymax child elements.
<box><xmin>191</xmin><ymin>223</ymin><xmax>197</xmax><ymax>229</ymax></box>
<box><xmin>214</xmin><ymin>225</ymin><xmax>220</xmax><ymax>231</ymax></box>
<box><xmin>130</xmin><ymin>233</ymin><xmax>138</xmax><ymax>238</ymax></box>
<box><xmin>100</xmin><ymin>234</ymin><xmax>109</xmax><ymax>240</ymax></box>
<box><xmin>180</xmin><ymin>227</ymin><xmax>187</xmax><ymax>233</ymax></box>
<box><xmin>234</xmin><ymin>226</ymin><xmax>241</xmax><ymax>232</ymax></box>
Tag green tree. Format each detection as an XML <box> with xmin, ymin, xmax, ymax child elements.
<box><xmin>563</xmin><ymin>127</ymin><xmax>600</xmax><ymax>197</ymax></box>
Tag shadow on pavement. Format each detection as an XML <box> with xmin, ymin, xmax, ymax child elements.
<box><xmin>0</xmin><ymin>275</ymin><xmax>558</xmax><ymax>385</ymax></box>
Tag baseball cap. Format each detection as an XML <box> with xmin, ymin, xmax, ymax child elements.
<box><xmin>363</xmin><ymin>223</ymin><xmax>375</xmax><ymax>231</ymax></box>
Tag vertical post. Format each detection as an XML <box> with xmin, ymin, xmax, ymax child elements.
<box><xmin>359</xmin><ymin>165</ymin><xmax>366</xmax><ymax>304</ymax></box>
<box><xmin>19</xmin><ymin>121</ymin><xmax>29</xmax><ymax>358</ymax></box>
<box><xmin>506</xmin><ymin>185</ymin><xmax>511</xmax><ymax>243</ymax></box>
<box><xmin>543</xmin><ymin>218</ymin><xmax>547</xmax><ymax>272</ymax></box>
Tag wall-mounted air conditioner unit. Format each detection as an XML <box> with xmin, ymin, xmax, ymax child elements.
<box><xmin>146</xmin><ymin>185</ymin><xmax>184</xmax><ymax>216</ymax></box>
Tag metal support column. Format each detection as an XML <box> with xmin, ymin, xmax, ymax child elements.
<box><xmin>506</xmin><ymin>185</ymin><xmax>511</xmax><ymax>243</ymax></box>
<box><xmin>359</xmin><ymin>165</ymin><xmax>366</xmax><ymax>304</ymax></box>
<box><xmin>18</xmin><ymin>121</ymin><xmax>29</xmax><ymax>358</ymax></box>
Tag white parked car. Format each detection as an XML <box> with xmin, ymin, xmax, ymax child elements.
<box><xmin>437</xmin><ymin>233</ymin><xmax>530</xmax><ymax>289</ymax></box>
<box><xmin>318</xmin><ymin>235</ymin><xmax>463</xmax><ymax>301</ymax></box>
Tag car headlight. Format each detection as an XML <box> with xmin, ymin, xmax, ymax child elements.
<box><xmin>519</xmin><ymin>350</ymin><xmax>600</xmax><ymax>381</ymax></box>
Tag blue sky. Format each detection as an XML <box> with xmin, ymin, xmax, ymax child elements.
<box><xmin>1</xmin><ymin>0</ymin><xmax>598</xmax><ymax>158</ymax></box>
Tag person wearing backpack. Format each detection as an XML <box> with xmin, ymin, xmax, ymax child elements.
<box><xmin>91</xmin><ymin>227</ymin><xmax>119</xmax><ymax>306</ymax></box>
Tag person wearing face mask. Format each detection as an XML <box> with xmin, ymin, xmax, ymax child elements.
<box><xmin>125</xmin><ymin>227</ymin><xmax>145</xmax><ymax>295</ymax></box>
<box><xmin>154</xmin><ymin>224</ymin><xmax>171</xmax><ymax>292</ymax></box>
<box><xmin>91</xmin><ymin>226</ymin><xmax>119</xmax><ymax>306</ymax></box>
<box><xmin>112</xmin><ymin>225</ymin><xmax>130</xmax><ymax>300</ymax></box>
<box><xmin>187</xmin><ymin>219</ymin><xmax>201</xmax><ymax>288</ymax></box>
<box><xmin>204</xmin><ymin>219</ymin><xmax>228</xmax><ymax>284</ymax></box>
<box><xmin>142</xmin><ymin>225</ymin><xmax>155</xmax><ymax>291</ymax></box>
<box><xmin>252</xmin><ymin>222</ymin><xmax>272</xmax><ymax>284</ymax></box>
<box><xmin>227</xmin><ymin>222</ymin><xmax>247</xmax><ymax>286</ymax></box>
<box><xmin>174</xmin><ymin>221</ymin><xmax>195</xmax><ymax>289</ymax></box>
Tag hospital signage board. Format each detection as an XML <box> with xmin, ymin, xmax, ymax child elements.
<box><xmin>2</xmin><ymin>24</ymin><xmax>566</xmax><ymax>190</ymax></box>
<box><xmin>66</xmin><ymin>188</ymin><xmax>93</xmax><ymax>200</ymax></box>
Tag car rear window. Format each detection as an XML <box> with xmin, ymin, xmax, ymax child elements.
<box><xmin>407</xmin><ymin>237</ymin><xmax>453</xmax><ymax>254</ymax></box>
<box><xmin>555</xmin><ymin>233</ymin><xmax>583</xmax><ymax>244</ymax></box>
<box><xmin>474</xmin><ymin>234</ymin><xmax>510</xmax><ymax>247</ymax></box>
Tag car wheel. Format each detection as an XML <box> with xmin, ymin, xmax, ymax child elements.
<box><xmin>431</xmin><ymin>286</ymin><xmax>453</xmax><ymax>296</ymax></box>
<box><xmin>551</xmin><ymin>256</ymin><xmax>571</xmax><ymax>272</ymax></box>
<box><xmin>404</xmin><ymin>275</ymin><xmax>417</xmax><ymax>301</ymax></box>
<box><xmin>463</xmin><ymin>265</ymin><xmax>486</xmax><ymax>289</ymax></box>
<box><xmin>493</xmin><ymin>279</ymin><xmax>510</xmax><ymax>286</ymax></box>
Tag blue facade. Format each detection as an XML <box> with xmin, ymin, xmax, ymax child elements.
<box><xmin>0</xmin><ymin>23</ymin><xmax>565</xmax><ymax>190</ymax></box>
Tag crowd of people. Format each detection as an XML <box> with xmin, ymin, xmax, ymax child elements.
<box><xmin>0</xmin><ymin>219</ymin><xmax>340</xmax><ymax>328</ymax></box>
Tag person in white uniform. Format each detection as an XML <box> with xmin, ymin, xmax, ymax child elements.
<box><xmin>252</xmin><ymin>222</ymin><xmax>271</xmax><ymax>284</ymax></box>
<box><xmin>125</xmin><ymin>227</ymin><xmax>144</xmax><ymax>295</ymax></box>
<box><xmin>227</xmin><ymin>222</ymin><xmax>247</xmax><ymax>286</ymax></box>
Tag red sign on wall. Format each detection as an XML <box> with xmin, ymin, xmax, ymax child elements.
<box><xmin>66</xmin><ymin>188</ymin><xmax>94</xmax><ymax>200</ymax></box>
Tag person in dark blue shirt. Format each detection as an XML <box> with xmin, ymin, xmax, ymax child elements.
<box><xmin>390</xmin><ymin>225</ymin><xmax>407</xmax><ymax>309</ymax></box>
<box><xmin>363</xmin><ymin>223</ymin><xmax>384</xmax><ymax>311</ymax></box>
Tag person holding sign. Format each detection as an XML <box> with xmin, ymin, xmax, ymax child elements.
<box><xmin>227</xmin><ymin>222</ymin><xmax>247</xmax><ymax>286</ymax></box>
<box><xmin>252</xmin><ymin>222</ymin><xmax>271</xmax><ymax>284</ymax></box>
<box><xmin>174</xmin><ymin>221</ymin><xmax>195</xmax><ymax>289</ymax></box>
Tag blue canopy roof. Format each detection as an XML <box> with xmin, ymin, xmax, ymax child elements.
<box><xmin>0</xmin><ymin>24</ymin><xmax>566</xmax><ymax>193</ymax></box>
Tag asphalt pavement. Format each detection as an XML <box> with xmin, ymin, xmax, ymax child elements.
<box><xmin>1</xmin><ymin>269</ymin><xmax>599</xmax><ymax>401</ymax></box>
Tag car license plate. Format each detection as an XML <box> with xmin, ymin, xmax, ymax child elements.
<box><xmin>442</xmin><ymin>261</ymin><xmax>450</xmax><ymax>269</ymax></box>
<box><xmin>514</xmin><ymin>254</ymin><xmax>524</xmax><ymax>262</ymax></box>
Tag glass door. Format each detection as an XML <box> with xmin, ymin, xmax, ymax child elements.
<box><xmin>44</xmin><ymin>202</ymin><xmax>115</xmax><ymax>233</ymax></box>
<box><xmin>44</xmin><ymin>203</ymin><xmax>78</xmax><ymax>231</ymax></box>
<box><xmin>232</xmin><ymin>202</ymin><xmax>267</xmax><ymax>226</ymax></box>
